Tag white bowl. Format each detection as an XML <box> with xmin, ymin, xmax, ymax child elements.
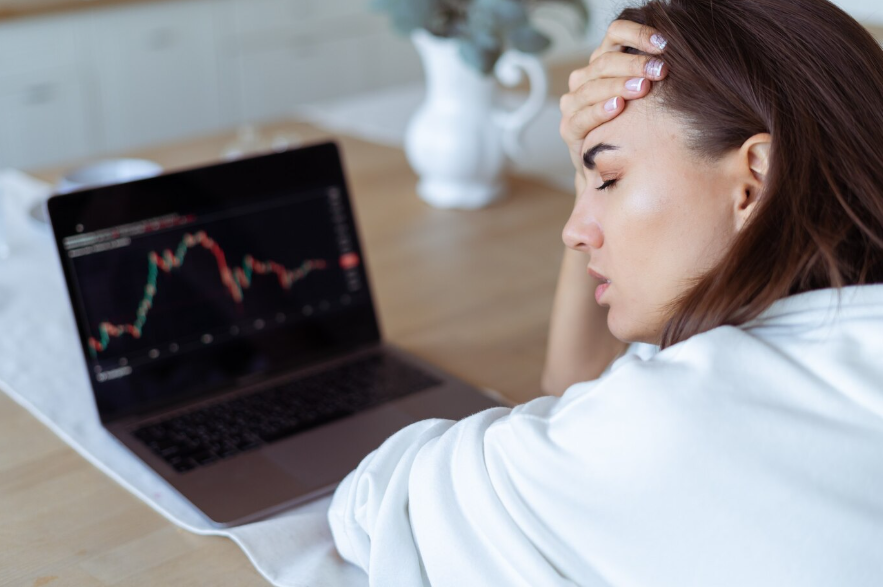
<box><xmin>56</xmin><ymin>158</ymin><xmax>163</xmax><ymax>194</ymax></box>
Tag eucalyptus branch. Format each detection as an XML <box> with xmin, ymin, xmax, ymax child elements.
<box><xmin>370</xmin><ymin>0</ymin><xmax>590</xmax><ymax>74</ymax></box>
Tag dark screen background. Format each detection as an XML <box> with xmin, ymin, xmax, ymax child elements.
<box><xmin>50</xmin><ymin>144</ymin><xmax>381</xmax><ymax>421</ymax></box>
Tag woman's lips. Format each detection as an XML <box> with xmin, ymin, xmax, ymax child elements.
<box><xmin>588</xmin><ymin>267</ymin><xmax>611</xmax><ymax>304</ymax></box>
<box><xmin>587</xmin><ymin>268</ymin><xmax>609</xmax><ymax>282</ymax></box>
<box><xmin>594</xmin><ymin>282</ymin><xmax>610</xmax><ymax>304</ymax></box>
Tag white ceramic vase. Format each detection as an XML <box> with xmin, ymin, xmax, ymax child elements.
<box><xmin>405</xmin><ymin>29</ymin><xmax>549</xmax><ymax>209</ymax></box>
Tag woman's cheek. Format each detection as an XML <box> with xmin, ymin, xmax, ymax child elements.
<box><xmin>623</xmin><ymin>180</ymin><xmax>675</xmax><ymax>220</ymax></box>
<box><xmin>614</xmin><ymin>191</ymin><xmax>683</xmax><ymax>307</ymax></box>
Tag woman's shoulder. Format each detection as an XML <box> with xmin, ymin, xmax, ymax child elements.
<box><xmin>610</xmin><ymin>340</ymin><xmax>661</xmax><ymax>370</ymax></box>
<box><xmin>559</xmin><ymin>325</ymin><xmax>766</xmax><ymax>408</ymax></box>
<box><xmin>557</xmin><ymin>316</ymin><xmax>883</xmax><ymax>424</ymax></box>
<box><xmin>562</xmin><ymin>330</ymin><xmax>709</xmax><ymax>396</ymax></box>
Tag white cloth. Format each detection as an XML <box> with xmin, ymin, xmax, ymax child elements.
<box><xmin>0</xmin><ymin>170</ymin><xmax>367</xmax><ymax>587</ymax></box>
<box><xmin>328</xmin><ymin>284</ymin><xmax>883</xmax><ymax>586</ymax></box>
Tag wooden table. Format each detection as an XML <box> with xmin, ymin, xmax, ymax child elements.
<box><xmin>0</xmin><ymin>0</ymin><xmax>173</xmax><ymax>21</ymax></box>
<box><xmin>0</xmin><ymin>120</ymin><xmax>574</xmax><ymax>585</ymax></box>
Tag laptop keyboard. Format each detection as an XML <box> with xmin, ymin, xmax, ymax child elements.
<box><xmin>133</xmin><ymin>353</ymin><xmax>442</xmax><ymax>473</ymax></box>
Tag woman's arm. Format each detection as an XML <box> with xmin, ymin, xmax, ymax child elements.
<box><xmin>327</xmin><ymin>351</ymin><xmax>693</xmax><ymax>586</ymax></box>
<box><xmin>327</xmin><ymin>399</ymin><xmax>601</xmax><ymax>586</ymax></box>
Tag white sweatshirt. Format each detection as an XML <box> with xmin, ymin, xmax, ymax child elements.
<box><xmin>327</xmin><ymin>284</ymin><xmax>883</xmax><ymax>586</ymax></box>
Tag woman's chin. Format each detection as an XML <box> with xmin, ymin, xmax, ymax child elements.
<box><xmin>608</xmin><ymin>312</ymin><xmax>657</xmax><ymax>346</ymax></box>
<box><xmin>606</xmin><ymin>311</ymin><xmax>627</xmax><ymax>342</ymax></box>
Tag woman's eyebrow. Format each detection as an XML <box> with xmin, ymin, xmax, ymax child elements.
<box><xmin>582</xmin><ymin>143</ymin><xmax>620</xmax><ymax>170</ymax></box>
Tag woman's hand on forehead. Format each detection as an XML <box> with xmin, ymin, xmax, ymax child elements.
<box><xmin>559</xmin><ymin>20</ymin><xmax>669</xmax><ymax>184</ymax></box>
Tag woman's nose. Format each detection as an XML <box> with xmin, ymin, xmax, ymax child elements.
<box><xmin>562</xmin><ymin>212</ymin><xmax>604</xmax><ymax>252</ymax></box>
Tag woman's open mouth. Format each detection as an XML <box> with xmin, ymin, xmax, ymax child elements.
<box><xmin>587</xmin><ymin>267</ymin><xmax>611</xmax><ymax>304</ymax></box>
<box><xmin>594</xmin><ymin>282</ymin><xmax>611</xmax><ymax>304</ymax></box>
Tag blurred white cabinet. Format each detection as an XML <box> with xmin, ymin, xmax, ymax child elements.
<box><xmin>0</xmin><ymin>13</ymin><xmax>95</xmax><ymax>169</ymax></box>
<box><xmin>220</xmin><ymin>0</ymin><xmax>421</xmax><ymax>124</ymax></box>
<box><xmin>0</xmin><ymin>68</ymin><xmax>93</xmax><ymax>169</ymax></box>
<box><xmin>235</xmin><ymin>37</ymin><xmax>343</xmax><ymax>123</ymax></box>
<box><xmin>366</xmin><ymin>31</ymin><xmax>425</xmax><ymax>89</ymax></box>
<box><xmin>0</xmin><ymin>0</ymin><xmax>423</xmax><ymax>170</ymax></box>
<box><xmin>233</xmin><ymin>32</ymin><xmax>419</xmax><ymax>123</ymax></box>
<box><xmin>89</xmin><ymin>0</ymin><xmax>223</xmax><ymax>152</ymax></box>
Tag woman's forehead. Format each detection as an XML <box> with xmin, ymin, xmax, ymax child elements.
<box><xmin>582</xmin><ymin>99</ymin><xmax>681</xmax><ymax>155</ymax></box>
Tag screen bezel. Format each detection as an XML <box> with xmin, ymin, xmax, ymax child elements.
<box><xmin>48</xmin><ymin>141</ymin><xmax>383</xmax><ymax>424</ymax></box>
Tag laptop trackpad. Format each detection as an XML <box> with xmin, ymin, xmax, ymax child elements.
<box><xmin>262</xmin><ymin>404</ymin><xmax>417</xmax><ymax>488</ymax></box>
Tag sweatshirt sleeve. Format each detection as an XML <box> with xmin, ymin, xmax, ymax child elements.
<box><xmin>326</xmin><ymin>392</ymin><xmax>602</xmax><ymax>586</ymax></box>
<box><xmin>329</xmin><ymin>326</ymin><xmax>883</xmax><ymax>587</ymax></box>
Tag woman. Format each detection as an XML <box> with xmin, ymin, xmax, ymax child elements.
<box><xmin>328</xmin><ymin>1</ymin><xmax>883</xmax><ymax>584</ymax></box>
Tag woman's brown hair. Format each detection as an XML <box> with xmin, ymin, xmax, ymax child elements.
<box><xmin>617</xmin><ymin>0</ymin><xmax>883</xmax><ymax>350</ymax></box>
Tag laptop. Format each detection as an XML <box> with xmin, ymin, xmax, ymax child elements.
<box><xmin>47</xmin><ymin>141</ymin><xmax>502</xmax><ymax>527</ymax></box>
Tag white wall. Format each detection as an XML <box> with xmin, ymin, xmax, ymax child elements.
<box><xmin>835</xmin><ymin>0</ymin><xmax>883</xmax><ymax>25</ymax></box>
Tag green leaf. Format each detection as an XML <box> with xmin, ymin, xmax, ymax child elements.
<box><xmin>466</xmin><ymin>25</ymin><xmax>502</xmax><ymax>50</ymax></box>
<box><xmin>459</xmin><ymin>40</ymin><xmax>502</xmax><ymax>74</ymax></box>
<box><xmin>508</xmin><ymin>24</ymin><xmax>552</xmax><ymax>53</ymax></box>
<box><xmin>464</xmin><ymin>6</ymin><xmax>505</xmax><ymax>49</ymax></box>
<box><xmin>482</xmin><ymin>0</ymin><xmax>529</xmax><ymax>26</ymax></box>
<box><xmin>372</xmin><ymin>0</ymin><xmax>439</xmax><ymax>35</ymax></box>
<box><xmin>372</xmin><ymin>0</ymin><xmax>591</xmax><ymax>44</ymax></box>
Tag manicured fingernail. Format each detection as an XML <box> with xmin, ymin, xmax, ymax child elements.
<box><xmin>645</xmin><ymin>58</ymin><xmax>664</xmax><ymax>78</ymax></box>
<box><xmin>625</xmin><ymin>77</ymin><xmax>645</xmax><ymax>92</ymax></box>
<box><xmin>604</xmin><ymin>97</ymin><xmax>619</xmax><ymax>112</ymax></box>
<box><xmin>650</xmin><ymin>33</ymin><xmax>667</xmax><ymax>50</ymax></box>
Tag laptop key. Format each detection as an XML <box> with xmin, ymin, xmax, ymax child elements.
<box><xmin>169</xmin><ymin>457</ymin><xmax>196</xmax><ymax>473</ymax></box>
<box><xmin>236</xmin><ymin>436</ymin><xmax>263</xmax><ymax>452</ymax></box>
<box><xmin>133</xmin><ymin>353</ymin><xmax>442</xmax><ymax>473</ymax></box>
<box><xmin>191</xmin><ymin>450</ymin><xmax>218</xmax><ymax>466</ymax></box>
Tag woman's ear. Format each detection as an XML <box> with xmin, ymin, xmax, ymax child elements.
<box><xmin>748</xmin><ymin>138</ymin><xmax>770</xmax><ymax>182</ymax></box>
<box><xmin>735</xmin><ymin>133</ymin><xmax>772</xmax><ymax>231</ymax></box>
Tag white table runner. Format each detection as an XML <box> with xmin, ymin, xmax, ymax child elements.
<box><xmin>0</xmin><ymin>169</ymin><xmax>368</xmax><ymax>587</ymax></box>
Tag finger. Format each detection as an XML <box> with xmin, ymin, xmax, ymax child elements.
<box><xmin>597</xmin><ymin>19</ymin><xmax>667</xmax><ymax>56</ymax></box>
<box><xmin>591</xmin><ymin>51</ymin><xmax>668</xmax><ymax>82</ymax></box>
<box><xmin>568</xmin><ymin>51</ymin><xmax>667</xmax><ymax>91</ymax></box>
<box><xmin>560</xmin><ymin>76</ymin><xmax>651</xmax><ymax>118</ymax></box>
<box><xmin>560</xmin><ymin>96</ymin><xmax>625</xmax><ymax>147</ymax></box>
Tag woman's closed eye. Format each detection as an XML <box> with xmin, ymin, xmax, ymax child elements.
<box><xmin>596</xmin><ymin>178</ymin><xmax>619</xmax><ymax>191</ymax></box>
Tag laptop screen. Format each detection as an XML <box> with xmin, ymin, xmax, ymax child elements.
<box><xmin>49</xmin><ymin>143</ymin><xmax>381</xmax><ymax>422</ymax></box>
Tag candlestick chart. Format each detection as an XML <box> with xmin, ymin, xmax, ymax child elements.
<box><xmin>70</xmin><ymin>191</ymin><xmax>364</xmax><ymax>365</ymax></box>
<box><xmin>87</xmin><ymin>230</ymin><xmax>328</xmax><ymax>355</ymax></box>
